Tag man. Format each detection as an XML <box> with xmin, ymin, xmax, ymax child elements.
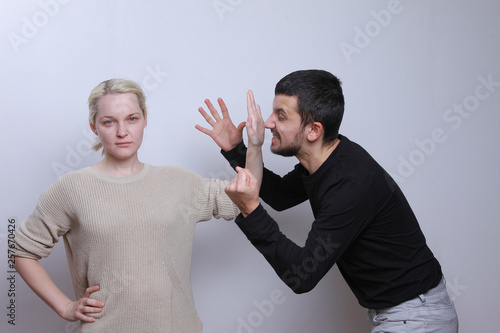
<box><xmin>196</xmin><ymin>70</ymin><xmax>458</xmax><ymax>332</ymax></box>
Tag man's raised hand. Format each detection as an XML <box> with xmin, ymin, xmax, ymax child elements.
<box><xmin>195</xmin><ymin>98</ymin><xmax>245</xmax><ymax>152</ymax></box>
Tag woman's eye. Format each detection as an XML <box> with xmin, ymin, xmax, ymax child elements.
<box><xmin>104</xmin><ymin>120</ymin><xmax>113</xmax><ymax>125</ymax></box>
<box><xmin>129</xmin><ymin>117</ymin><xmax>137</xmax><ymax>122</ymax></box>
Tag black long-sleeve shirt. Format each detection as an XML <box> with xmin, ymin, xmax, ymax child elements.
<box><xmin>222</xmin><ymin>135</ymin><xmax>442</xmax><ymax>309</ymax></box>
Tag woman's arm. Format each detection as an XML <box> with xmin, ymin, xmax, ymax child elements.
<box><xmin>225</xmin><ymin>90</ymin><xmax>265</xmax><ymax>217</ymax></box>
<box><xmin>15</xmin><ymin>256</ymin><xmax>104</xmax><ymax>322</ymax></box>
<box><xmin>244</xmin><ymin>90</ymin><xmax>265</xmax><ymax>188</ymax></box>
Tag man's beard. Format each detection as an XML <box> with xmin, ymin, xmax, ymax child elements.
<box><xmin>270</xmin><ymin>131</ymin><xmax>305</xmax><ymax>157</ymax></box>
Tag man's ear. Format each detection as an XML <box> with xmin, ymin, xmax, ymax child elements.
<box><xmin>306</xmin><ymin>121</ymin><xmax>323</xmax><ymax>142</ymax></box>
<box><xmin>90</xmin><ymin>121</ymin><xmax>98</xmax><ymax>135</ymax></box>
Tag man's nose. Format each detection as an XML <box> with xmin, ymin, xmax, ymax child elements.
<box><xmin>264</xmin><ymin>114</ymin><xmax>275</xmax><ymax>129</ymax></box>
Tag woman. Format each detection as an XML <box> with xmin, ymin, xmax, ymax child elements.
<box><xmin>14</xmin><ymin>79</ymin><xmax>239</xmax><ymax>332</ymax></box>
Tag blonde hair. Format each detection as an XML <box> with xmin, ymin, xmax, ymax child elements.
<box><xmin>88</xmin><ymin>79</ymin><xmax>147</xmax><ymax>151</ymax></box>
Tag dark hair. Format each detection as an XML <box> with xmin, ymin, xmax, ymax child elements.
<box><xmin>275</xmin><ymin>69</ymin><xmax>344</xmax><ymax>144</ymax></box>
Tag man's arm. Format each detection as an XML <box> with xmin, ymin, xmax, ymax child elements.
<box><xmin>227</xmin><ymin>170</ymin><xmax>375</xmax><ymax>294</ymax></box>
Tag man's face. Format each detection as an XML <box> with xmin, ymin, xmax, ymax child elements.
<box><xmin>264</xmin><ymin>94</ymin><xmax>306</xmax><ymax>157</ymax></box>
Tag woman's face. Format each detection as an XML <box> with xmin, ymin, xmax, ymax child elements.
<box><xmin>90</xmin><ymin>92</ymin><xmax>147</xmax><ymax>162</ymax></box>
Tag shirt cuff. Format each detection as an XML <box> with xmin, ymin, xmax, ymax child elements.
<box><xmin>221</xmin><ymin>141</ymin><xmax>247</xmax><ymax>170</ymax></box>
<box><xmin>235</xmin><ymin>204</ymin><xmax>275</xmax><ymax>240</ymax></box>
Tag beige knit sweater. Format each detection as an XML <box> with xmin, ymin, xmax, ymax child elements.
<box><xmin>14</xmin><ymin>164</ymin><xmax>239</xmax><ymax>333</ymax></box>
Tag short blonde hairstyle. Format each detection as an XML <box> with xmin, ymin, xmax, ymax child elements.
<box><xmin>88</xmin><ymin>79</ymin><xmax>147</xmax><ymax>151</ymax></box>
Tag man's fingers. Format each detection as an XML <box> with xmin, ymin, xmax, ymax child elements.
<box><xmin>237</xmin><ymin>122</ymin><xmax>246</xmax><ymax>131</ymax></box>
<box><xmin>233</xmin><ymin>167</ymin><xmax>253</xmax><ymax>187</ymax></box>
<box><xmin>204</xmin><ymin>98</ymin><xmax>221</xmax><ymax>120</ymax></box>
<box><xmin>195</xmin><ymin>124</ymin><xmax>212</xmax><ymax>136</ymax></box>
<box><xmin>198</xmin><ymin>107</ymin><xmax>216</xmax><ymax>126</ymax></box>
<box><xmin>217</xmin><ymin>97</ymin><xmax>230</xmax><ymax>119</ymax></box>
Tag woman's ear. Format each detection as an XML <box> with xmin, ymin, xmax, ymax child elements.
<box><xmin>89</xmin><ymin>121</ymin><xmax>98</xmax><ymax>135</ymax></box>
<box><xmin>307</xmin><ymin>121</ymin><xmax>323</xmax><ymax>142</ymax></box>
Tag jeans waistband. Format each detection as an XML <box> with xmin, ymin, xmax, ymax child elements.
<box><xmin>422</xmin><ymin>277</ymin><xmax>447</xmax><ymax>297</ymax></box>
<box><xmin>369</xmin><ymin>277</ymin><xmax>447</xmax><ymax>313</ymax></box>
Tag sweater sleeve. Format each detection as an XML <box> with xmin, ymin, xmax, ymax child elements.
<box><xmin>235</xmin><ymin>176</ymin><xmax>376</xmax><ymax>294</ymax></box>
<box><xmin>14</xmin><ymin>178</ymin><xmax>74</xmax><ymax>260</ymax></box>
<box><xmin>195</xmin><ymin>176</ymin><xmax>240</xmax><ymax>222</ymax></box>
<box><xmin>221</xmin><ymin>142</ymin><xmax>308</xmax><ymax>211</ymax></box>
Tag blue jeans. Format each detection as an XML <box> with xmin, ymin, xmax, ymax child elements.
<box><xmin>367</xmin><ymin>278</ymin><xmax>458</xmax><ymax>332</ymax></box>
